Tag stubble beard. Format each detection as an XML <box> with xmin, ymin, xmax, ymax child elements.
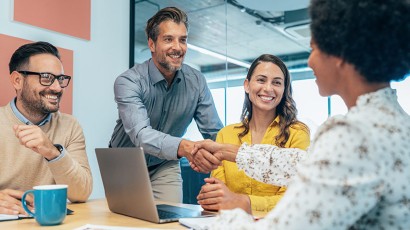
<box><xmin>20</xmin><ymin>81</ymin><xmax>61</xmax><ymax>117</ymax></box>
<box><xmin>158</xmin><ymin>52</ymin><xmax>184</xmax><ymax>73</ymax></box>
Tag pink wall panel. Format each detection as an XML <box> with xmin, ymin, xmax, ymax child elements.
<box><xmin>0</xmin><ymin>34</ymin><xmax>73</xmax><ymax>114</ymax></box>
<box><xmin>14</xmin><ymin>0</ymin><xmax>91</xmax><ymax>40</ymax></box>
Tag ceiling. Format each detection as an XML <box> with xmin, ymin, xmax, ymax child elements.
<box><xmin>133</xmin><ymin>0</ymin><xmax>311</xmax><ymax>75</ymax></box>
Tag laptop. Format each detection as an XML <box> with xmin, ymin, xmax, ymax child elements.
<box><xmin>95</xmin><ymin>147</ymin><xmax>216</xmax><ymax>223</ymax></box>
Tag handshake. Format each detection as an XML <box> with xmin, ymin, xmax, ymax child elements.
<box><xmin>186</xmin><ymin>140</ymin><xmax>239</xmax><ymax>173</ymax></box>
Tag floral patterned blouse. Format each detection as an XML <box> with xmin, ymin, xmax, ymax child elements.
<box><xmin>207</xmin><ymin>88</ymin><xmax>410</xmax><ymax>229</ymax></box>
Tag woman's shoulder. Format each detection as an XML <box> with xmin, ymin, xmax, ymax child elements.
<box><xmin>220</xmin><ymin>122</ymin><xmax>244</xmax><ymax>133</ymax></box>
<box><xmin>290</xmin><ymin>121</ymin><xmax>310</xmax><ymax>133</ymax></box>
<box><xmin>217</xmin><ymin>123</ymin><xmax>245</xmax><ymax>139</ymax></box>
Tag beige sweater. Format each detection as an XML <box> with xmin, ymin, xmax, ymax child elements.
<box><xmin>0</xmin><ymin>103</ymin><xmax>92</xmax><ymax>202</ymax></box>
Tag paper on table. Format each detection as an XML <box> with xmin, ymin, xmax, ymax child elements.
<box><xmin>179</xmin><ymin>216</ymin><xmax>218</xmax><ymax>230</ymax></box>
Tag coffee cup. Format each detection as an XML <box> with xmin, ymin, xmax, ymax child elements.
<box><xmin>21</xmin><ymin>184</ymin><xmax>68</xmax><ymax>226</ymax></box>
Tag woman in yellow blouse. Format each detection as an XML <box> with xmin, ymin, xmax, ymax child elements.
<box><xmin>198</xmin><ymin>54</ymin><xmax>310</xmax><ymax>212</ymax></box>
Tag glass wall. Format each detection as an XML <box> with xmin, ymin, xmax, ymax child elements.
<box><xmin>132</xmin><ymin>0</ymin><xmax>410</xmax><ymax>142</ymax></box>
<box><xmin>132</xmin><ymin>0</ymin><xmax>410</xmax><ymax>204</ymax></box>
<box><xmin>133</xmin><ymin>0</ymin><xmax>410</xmax><ymax>141</ymax></box>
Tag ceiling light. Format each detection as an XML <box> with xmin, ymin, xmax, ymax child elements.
<box><xmin>236</xmin><ymin>0</ymin><xmax>309</xmax><ymax>11</ymax></box>
<box><xmin>188</xmin><ymin>44</ymin><xmax>251</xmax><ymax>68</ymax></box>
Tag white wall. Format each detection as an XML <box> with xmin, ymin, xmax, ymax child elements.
<box><xmin>0</xmin><ymin>0</ymin><xmax>130</xmax><ymax>199</ymax></box>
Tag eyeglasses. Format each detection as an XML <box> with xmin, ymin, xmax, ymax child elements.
<box><xmin>18</xmin><ymin>71</ymin><xmax>71</xmax><ymax>88</ymax></box>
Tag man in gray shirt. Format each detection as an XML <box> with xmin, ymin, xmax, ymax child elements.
<box><xmin>109</xmin><ymin>7</ymin><xmax>223</xmax><ymax>202</ymax></box>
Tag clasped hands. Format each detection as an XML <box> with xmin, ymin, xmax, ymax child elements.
<box><xmin>187</xmin><ymin>140</ymin><xmax>225</xmax><ymax>173</ymax></box>
<box><xmin>187</xmin><ymin>139</ymin><xmax>239</xmax><ymax>173</ymax></box>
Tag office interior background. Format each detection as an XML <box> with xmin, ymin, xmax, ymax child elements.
<box><xmin>0</xmin><ymin>0</ymin><xmax>409</xmax><ymax>201</ymax></box>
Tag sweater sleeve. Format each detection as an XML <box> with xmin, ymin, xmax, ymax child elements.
<box><xmin>47</xmin><ymin>119</ymin><xmax>92</xmax><ymax>202</ymax></box>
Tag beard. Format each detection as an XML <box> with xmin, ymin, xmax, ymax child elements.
<box><xmin>157</xmin><ymin>51</ymin><xmax>184</xmax><ymax>73</ymax></box>
<box><xmin>20</xmin><ymin>80</ymin><xmax>62</xmax><ymax>116</ymax></box>
<box><xmin>158</xmin><ymin>60</ymin><xmax>181</xmax><ymax>73</ymax></box>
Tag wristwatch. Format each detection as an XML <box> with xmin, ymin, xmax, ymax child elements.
<box><xmin>54</xmin><ymin>144</ymin><xmax>64</xmax><ymax>154</ymax></box>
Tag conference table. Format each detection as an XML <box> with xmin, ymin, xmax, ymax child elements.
<box><xmin>1</xmin><ymin>199</ymin><xmax>267</xmax><ymax>229</ymax></box>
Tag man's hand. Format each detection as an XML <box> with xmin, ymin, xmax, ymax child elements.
<box><xmin>191</xmin><ymin>140</ymin><xmax>223</xmax><ymax>157</ymax></box>
<box><xmin>190</xmin><ymin>147</ymin><xmax>222</xmax><ymax>173</ymax></box>
<box><xmin>190</xmin><ymin>140</ymin><xmax>240</xmax><ymax>172</ymax></box>
<box><xmin>197</xmin><ymin>178</ymin><xmax>252</xmax><ymax>214</ymax></box>
<box><xmin>13</xmin><ymin>124</ymin><xmax>60</xmax><ymax>160</ymax></box>
<box><xmin>178</xmin><ymin>139</ymin><xmax>221</xmax><ymax>173</ymax></box>
<box><xmin>189</xmin><ymin>140</ymin><xmax>224</xmax><ymax>173</ymax></box>
<box><xmin>0</xmin><ymin>189</ymin><xmax>34</xmax><ymax>215</ymax></box>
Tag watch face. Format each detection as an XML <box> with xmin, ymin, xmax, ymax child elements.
<box><xmin>54</xmin><ymin>144</ymin><xmax>63</xmax><ymax>153</ymax></box>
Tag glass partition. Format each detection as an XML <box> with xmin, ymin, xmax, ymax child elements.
<box><xmin>131</xmin><ymin>0</ymin><xmax>410</xmax><ymax>204</ymax></box>
<box><xmin>131</xmin><ymin>0</ymin><xmax>410</xmax><ymax>140</ymax></box>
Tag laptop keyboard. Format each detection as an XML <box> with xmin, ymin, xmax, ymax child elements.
<box><xmin>157</xmin><ymin>209</ymin><xmax>184</xmax><ymax>219</ymax></box>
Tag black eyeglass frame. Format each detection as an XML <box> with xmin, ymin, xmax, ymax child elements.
<box><xmin>17</xmin><ymin>71</ymin><xmax>71</xmax><ymax>88</ymax></box>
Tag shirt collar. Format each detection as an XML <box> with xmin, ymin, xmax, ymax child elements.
<box><xmin>10</xmin><ymin>98</ymin><xmax>52</xmax><ymax>126</ymax></box>
<box><xmin>356</xmin><ymin>87</ymin><xmax>396</xmax><ymax>107</ymax></box>
<box><xmin>269</xmin><ymin>115</ymin><xmax>280</xmax><ymax>127</ymax></box>
<box><xmin>148</xmin><ymin>59</ymin><xmax>182</xmax><ymax>85</ymax></box>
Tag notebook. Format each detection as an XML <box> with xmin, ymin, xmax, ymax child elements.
<box><xmin>0</xmin><ymin>209</ymin><xmax>73</xmax><ymax>222</ymax></box>
<box><xmin>95</xmin><ymin>147</ymin><xmax>215</xmax><ymax>223</ymax></box>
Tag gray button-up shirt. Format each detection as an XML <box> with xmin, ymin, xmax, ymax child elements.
<box><xmin>109</xmin><ymin>59</ymin><xmax>223</xmax><ymax>167</ymax></box>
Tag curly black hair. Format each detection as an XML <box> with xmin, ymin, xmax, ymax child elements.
<box><xmin>237</xmin><ymin>54</ymin><xmax>309</xmax><ymax>147</ymax></box>
<box><xmin>309</xmin><ymin>0</ymin><xmax>410</xmax><ymax>82</ymax></box>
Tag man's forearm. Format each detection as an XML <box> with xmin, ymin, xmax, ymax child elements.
<box><xmin>177</xmin><ymin>139</ymin><xmax>195</xmax><ymax>159</ymax></box>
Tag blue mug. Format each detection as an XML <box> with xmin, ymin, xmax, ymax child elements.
<box><xmin>22</xmin><ymin>184</ymin><xmax>68</xmax><ymax>226</ymax></box>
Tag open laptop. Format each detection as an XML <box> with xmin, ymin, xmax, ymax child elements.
<box><xmin>95</xmin><ymin>147</ymin><xmax>215</xmax><ymax>223</ymax></box>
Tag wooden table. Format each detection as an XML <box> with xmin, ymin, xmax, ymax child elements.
<box><xmin>1</xmin><ymin>199</ymin><xmax>268</xmax><ymax>229</ymax></box>
<box><xmin>0</xmin><ymin>199</ymin><xmax>204</xmax><ymax>229</ymax></box>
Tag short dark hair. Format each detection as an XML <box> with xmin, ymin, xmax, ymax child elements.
<box><xmin>9</xmin><ymin>41</ymin><xmax>60</xmax><ymax>74</ymax></box>
<box><xmin>145</xmin><ymin>7</ymin><xmax>189</xmax><ymax>42</ymax></box>
<box><xmin>309</xmin><ymin>0</ymin><xmax>410</xmax><ymax>82</ymax></box>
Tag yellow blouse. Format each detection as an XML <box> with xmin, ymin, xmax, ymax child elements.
<box><xmin>211</xmin><ymin>117</ymin><xmax>310</xmax><ymax>211</ymax></box>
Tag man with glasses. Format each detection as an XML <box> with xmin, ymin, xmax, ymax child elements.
<box><xmin>0</xmin><ymin>41</ymin><xmax>92</xmax><ymax>215</ymax></box>
<box><xmin>109</xmin><ymin>7</ymin><xmax>223</xmax><ymax>202</ymax></box>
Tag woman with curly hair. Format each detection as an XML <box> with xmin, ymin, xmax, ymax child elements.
<box><xmin>197</xmin><ymin>54</ymin><xmax>310</xmax><ymax>213</ymax></box>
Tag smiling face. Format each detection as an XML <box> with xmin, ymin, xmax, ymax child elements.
<box><xmin>148</xmin><ymin>20</ymin><xmax>187</xmax><ymax>80</ymax></box>
<box><xmin>16</xmin><ymin>54</ymin><xmax>64</xmax><ymax>117</ymax></box>
<box><xmin>244</xmin><ymin>61</ymin><xmax>285</xmax><ymax>116</ymax></box>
